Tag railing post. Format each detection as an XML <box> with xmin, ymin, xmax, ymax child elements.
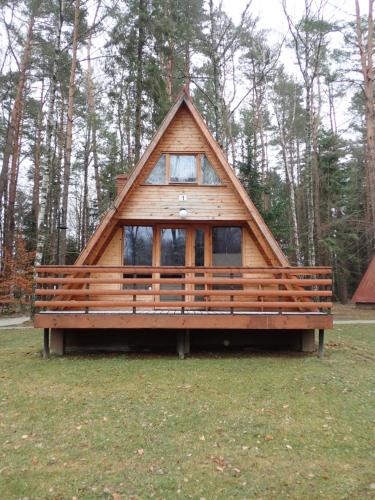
<box><xmin>85</xmin><ymin>272</ymin><xmax>89</xmax><ymax>314</ymax></box>
<box><xmin>230</xmin><ymin>272</ymin><xmax>234</xmax><ymax>314</ymax></box>
<box><xmin>131</xmin><ymin>273</ymin><xmax>136</xmax><ymax>314</ymax></box>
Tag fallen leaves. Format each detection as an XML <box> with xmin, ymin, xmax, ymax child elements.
<box><xmin>264</xmin><ymin>435</ymin><xmax>273</xmax><ymax>441</ymax></box>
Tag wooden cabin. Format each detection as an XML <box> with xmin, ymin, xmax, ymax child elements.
<box><xmin>34</xmin><ymin>90</ymin><xmax>333</xmax><ymax>358</ymax></box>
<box><xmin>352</xmin><ymin>256</ymin><xmax>375</xmax><ymax>308</ymax></box>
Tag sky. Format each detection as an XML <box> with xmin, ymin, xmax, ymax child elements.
<box><xmin>220</xmin><ymin>0</ymin><xmax>366</xmax><ymax>28</ymax></box>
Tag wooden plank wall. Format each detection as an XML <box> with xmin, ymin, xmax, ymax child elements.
<box><xmin>91</xmin><ymin>229</ymin><xmax>125</xmax><ymax>305</ymax></box>
<box><xmin>87</xmin><ymin>102</ymin><xmax>276</xmax><ymax>306</ymax></box>
<box><xmin>116</xmin><ymin>105</ymin><xmax>248</xmax><ymax>220</ymax></box>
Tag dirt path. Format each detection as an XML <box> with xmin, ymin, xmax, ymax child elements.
<box><xmin>0</xmin><ymin>316</ymin><xmax>30</xmax><ymax>327</ymax></box>
<box><xmin>334</xmin><ymin>320</ymin><xmax>375</xmax><ymax>324</ymax></box>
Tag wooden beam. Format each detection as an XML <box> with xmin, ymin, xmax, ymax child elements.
<box><xmin>319</xmin><ymin>329</ymin><xmax>325</xmax><ymax>359</ymax></box>
<box><xmin>43</xmin><ymin>328</ymin><xmax>50</xmax><ymax>359</ymax></box>
<box><xmin>34</xmin><ymin>313</ymin><xmax>333</xmax><ymax>330</ymax></box>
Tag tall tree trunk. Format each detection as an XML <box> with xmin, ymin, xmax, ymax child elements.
<box><xmin>35</xmin><ymin>0</ymin><xmax>64</xmax><ymax>267</ymax></box>
<box><xmin>305</xmin><ymin>86</ymin><xmax>316</xmax><ymax>266</ymax></box>
<box><xmin>50</xmin><ymin>97</ymin><xmax>65</xmax><ymax>264</ymax></box>
<box><xmin>4</xmin><ymin>106</ymin><xmax>24</xmax><ymax>257</ymax></box>
<box><xmin>184</xmin><ymin>38</ymin><xmax>190</xmax><ymax>93</ymax></box>
<box><xmin>209</xmin><ymin>0</ymin><xmax>221</xmax><ymax>143</ymax></box>
<box><xmin>312</xmin><ymin>81</ymin><xmax>322</xmax><ymax>264</ymax></box>
<box><xmin>81</xmin><ymin>125</ymin><xmax>91</xmax><ymax>249</ymax></box>
<box><xmin>355</xmin><ymin>0</ymin><xmax>375</xmax><ymax>253</ymax></box>
<box><xmin>59</xmin><ymin>0</ymin><xmax>80</xmax><ymax>265</ymax></box>
<box><xmin>276</xmin><ymin>114</ymin><xmax>302</xmax><ymax>265</ymax></box>
<box><xmin>1</xmin><ymin>6</ymin><xmax>38</xmax><ymax>265</ymax></box>
<box><xmin>32</xmin><ymin>79</ymin><xmax>45</xmax><ymax>230</ymax></box>
<box><xmin>134</xmin><ymin>0</ymin><xmax>145</xmax><ymax>163</ymax></box>
<box><xmin>86</xmin><ymin>1</ymin><xmax>102</xmax><ymax>214</ymax></box>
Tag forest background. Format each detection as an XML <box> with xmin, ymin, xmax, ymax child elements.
<box><xmin>0</xmin><ymin>0</ymin><xmax>374</xmax><ymax>307</ymax></box>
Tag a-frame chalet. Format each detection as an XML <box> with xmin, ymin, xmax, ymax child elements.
<box><xmin>34</xmin><ymin>90</ymin><xmax>333</xmax><ymax>358</ymax></box>
<box><xmin>352</xmin><ymin>256</ymin><xmax>375</xmax><ymax>307</ymax></box>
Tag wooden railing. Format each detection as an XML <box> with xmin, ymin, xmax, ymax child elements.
<box><xmin>34</xmin><ymin>266</ymin><xmax>332</xmax><ymax>314</ymax></box>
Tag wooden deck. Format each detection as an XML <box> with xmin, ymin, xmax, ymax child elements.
<box><xmin>34</xmin><ymin>265</ymin><xmax>333</xmax><ymax>330</ymax></box>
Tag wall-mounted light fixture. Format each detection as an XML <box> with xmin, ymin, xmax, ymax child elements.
<box><xmin>179</xmin><ymin>207</ymin><xmax>188</xmax><ymax>219</ymax></box>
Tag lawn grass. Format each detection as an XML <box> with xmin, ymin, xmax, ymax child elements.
<box><xmin>0</xmin><ymin>327</ymin><xmax>374</xmax><ymax>499</ymax></box>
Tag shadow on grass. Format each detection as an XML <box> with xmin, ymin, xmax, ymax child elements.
<box><xmin>56</xmin><ymin>347</ymin><xmax>320</xmax><ymax>361</ymax></box>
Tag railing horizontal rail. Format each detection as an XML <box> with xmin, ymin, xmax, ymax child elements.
<box><xmin>36</xmin><ymin>265</ymin><xmax>332</xmax><ymax>275</ymax></box>
<box><xmin>35</xmin><ymin>289</ymin><xmax>332</xmax><ymax>297</ymax></box>
<box><xmin>36</xmin><ymin>277</ymin><xmax>332</xmax><ymax>286</ymax></box>
<box><xmin>34</xmin><ymin>265</ymin><xmax>332</xmax><ymax>314</ymax></box>
<box><xmin>35</xmin><ymin>300</ymin><xmax>333</xmax><ymax>310</ymax></box>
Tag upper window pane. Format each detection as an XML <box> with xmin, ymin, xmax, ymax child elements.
<box><xmin>160</xmin><ymin>228</ymin><xmax>186</xmax><ymax>266</ymax></box>
<box><xmin>202</xmin><ymin>155</ymin><xmax>221</xmax><ymax>185</ymax></box>
<box><xmin>212</xmin><ymin>227</ymin><xmax>242</xmax><ymax>266</ymax></box>
<box><xmin>170</xmin><ymin>155</ymin><xmax>197</xmax><ymax>183</ymax></box>
<box><xmin>145</xmin><ymin>155</ymin><xmax>166</xmax><ymax>184</ymax></box>
<box><xmin>124</xmin><ymin>226</ymin><xmax>153</xmax><ymax>265</ymax></box>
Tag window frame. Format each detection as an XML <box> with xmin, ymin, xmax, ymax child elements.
<box><xmin>143</xmin><ymin>153</ymin><xmax>222</xmax><ymax>186</ymax></box>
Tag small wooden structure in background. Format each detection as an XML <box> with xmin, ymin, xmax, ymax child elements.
<box><xmin>352</xmin><ymin>256</ymin><xmax>375</xmax><ymax>307</ymax></box>
<box><xmin>34</xmin><ymin>89</ymin><xmax>332</xmax><ymax>358</ymax></box>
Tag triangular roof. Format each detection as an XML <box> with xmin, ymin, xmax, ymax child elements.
<box><xmin>76</xmin><ymin>89</ymin><xmax>288</xmax><ymax>266</ymax></box>
<box><xmin>352</xmin><ymin>256</ymin><xmax>375</xmax><ymax>303</ymax></box>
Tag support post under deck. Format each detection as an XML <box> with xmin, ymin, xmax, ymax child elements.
<box><xmin>184</xmin><ymin>330</ymin><xmax>190</xmax><ymax>356</ymax></box>
<box><xmin>43</xmin><ymin>328</ymin><xmax>50</xmax><ymax>359</ymax></box>
<box><xmin>177</xmin><ymin>332</ymin><xmax>185</xmax><ymax>359</ymax></box>
<box><xmin>318</xmin><ymin>329</ymin><xmax>325</xmax><ymax>360</ymax></box>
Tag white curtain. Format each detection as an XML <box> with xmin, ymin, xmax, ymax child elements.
<box><xmin>170</xmin><ymin>155</ymin><xmax>196</xmax><ymax>182</ymax></box>
<box><xmin>202</xmin><ymin>155</ymin><xmax>220</xmax><ymax>185</ymax></box>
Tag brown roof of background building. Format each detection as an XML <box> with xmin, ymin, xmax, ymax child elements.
<box><xmin>352</xmin><ymin>256</ymin><xmax>375</xmax><ymax>303</ymax></box>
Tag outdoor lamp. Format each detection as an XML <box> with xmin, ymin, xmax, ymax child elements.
<box><xmin>179</xmin><ymin>207</ymin><xmax>188</xmax><ymax>218</ymax></box>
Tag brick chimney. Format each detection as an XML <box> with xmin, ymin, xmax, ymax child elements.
<box><xmin>116</xmin><ymin>174</ymin><xmax>129</xmax><ymax>195</ymax></box>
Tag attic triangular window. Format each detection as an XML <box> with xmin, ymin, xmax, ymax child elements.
<box><xmin>202</xmin><ymin>155</ymin><xmax>221</xmax><ymax>185</ymax></box>
<box><xmin>145</xmin><ymin>154</ymin><xmax>166</xmax><ymax>184</ymax></box>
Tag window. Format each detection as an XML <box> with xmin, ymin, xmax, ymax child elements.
<box><xmin>124</xmin><ymin>226</ymin><xmax>153</xmax><ymax>290</ymax></box>
<box><xmin>212</xmin><ymin>227</ymin><xmax>242</xmax><ymax>266</ymax></box>
<box><xmin>170</xmin><ymin>155</ymin><xmax>197</xmax><ymax>183</ymax></box>
<box><xmin>124</xmin><ymin>226</ymin><xmax>153</xmax><ymax>265</ymax></box>
<box><xmin>202</xmin><ymin>155</ymin><xmax>221</xmax><ymax>185</ymax></box>
<box><xmin>145</xmin><ymin>155</ymin><xmax>166</xmax><ymax>184</ymax></box>
<box><xmin>212</xmin><ymin>227</ymin><xmax>242</xmax><ymax>292</ymax></box>
<box><xmin>145</xmin><ymin>153</ymin><xmax>221</xmax><ymax>185</ymax></box>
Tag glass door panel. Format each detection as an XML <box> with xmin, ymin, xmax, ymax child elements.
<box><xmin>194</xmin><ymin>228</ymin><xmax>205</xmax><ymax>302</ymax></box>
<box><xmin>212</xmin><ymin>227</ymin><xmax>243</xmax><ymax>296</ymax></box>
<box><xmin>160</xmin><ymin>228</ymin><xmax>186</xmax><ymax>302</ymax></box>
<box><xmin>123</xmin><ymin>226</ymin><xmax>153</xmax><ymax>292</ymax></box>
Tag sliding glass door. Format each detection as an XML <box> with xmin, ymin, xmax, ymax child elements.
<box><xmin>160</xmin><ymin>228</ymin><xmax>186</xmax><ymax>302</ymax></box>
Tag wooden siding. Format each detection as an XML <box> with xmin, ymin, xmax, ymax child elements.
<box><xmin>117</xmin><ymin>106</ymin><xmax>248</xmax><ymax>220</ymax></box>
<box><xmin>243</xmin><ymin>229</ymin><xmax>267</xmax><ymax>267</ymax></box>
<box><xmin>92</xmin><ymin>228</ymin><xmax>122</xmax><ymax>295</ymax></box>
